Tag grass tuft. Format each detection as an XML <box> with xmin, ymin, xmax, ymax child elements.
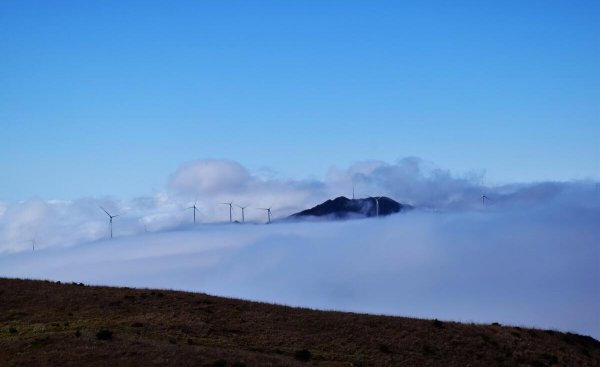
<box><xmin>96</xmin><ymin>329</ymin><xmax>113</xmax><ymax>340</ymax></box>
<box><xmin>378</xmin><ymin>344</ymin><xmax>391</xmax><ymax>353</ymax></box>
<box><xmin>294</xmin><ymin>349</ymin><xmax>311</xmax><ymax>362</ymax></box>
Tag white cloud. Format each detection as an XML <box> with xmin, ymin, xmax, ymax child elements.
<box><xmin>168</xmin><ymin>159</ymin><xmax>253</xmax><ymax>196</ymax></box>
<box><xmin>0</xmin><ymin>157</ymin><xmax>598</xmax><ymax>253</ymax></box>
<box><xmin>0</xmin><ymin>157</ymin><xmax>598</xmax><ymax>338</ymax></box>
<box><xmin>0</xmin><ymin>201</ymin><xmax>598</xmax><ymax>338</ymax></box>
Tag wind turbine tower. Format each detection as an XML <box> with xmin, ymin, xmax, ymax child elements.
<box><xmin>100</xmin><ymin>207</ymin><xmax>119</xmax><ymax>239</ymax></box>
<box><xmin>236</xmin><ymin>204</ymin><xmax>248</xmax><ymax>223</ymax></box>
<box><xmin>258</xmin><ymin>207</ymin><xmax>272</xmax><ymax>223</ymax></box>
<box><xmin>220</xmin><ymin>202</ymin><xmax>233</xmax><ymax>222</ymax></box>
<box><xmin>187</xmin><ymin>201</ymin><xmax>201</xmax><ymax>224</ymax></box>
<box><xmin>481</xmin><ymin>194</ymin><xmax>491</xmax><ymax>206</ymax></box>
<box><xmin>369</xmin><ymin>196</ymin><xmax>381</xmax><ymax>217</ymax></box>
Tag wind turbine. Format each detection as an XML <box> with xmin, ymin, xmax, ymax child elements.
<box><xmin>236</xmin><ymin>204</ymin><xmax>248</xmax><ymax>223</ymax></box>
<box><xmin>29</xmin><ymin>231</ymin><xmax>37</xmax><ymax>251</ymax></box>
<box><xmin>100</xmin><ymin>206</ymin><xmax>119</xmax><ymax>239</ymax></box>
<box><xmin>480</xmin><ymin>177</ymin><xmax>492</xmax><ymax>206</ymax></box>
<box><xmin>258</xmin><ymin>207</ymin><xmax>272</xmax><ymax>223</ymax></box>
<box><xmin>481</xmin><ymin>194</ymin><xmax>492</xmax><ymax>206</ymax></box>
<box><xmin>369</xmin><ymin>196</ymin><xmax>381</xmax><ymax>217</ymax></box>
<box><xmin>219</xmin><ymin>202</ymin><xmax>233</xmax><ymax>222</ymax></box>
<box><xmin>187</xmin><ymin>200</ymin><xmax>200</xmax><ymax>224</ymax></box>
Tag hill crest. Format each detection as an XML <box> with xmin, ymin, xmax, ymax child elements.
<box><xmin>290</xmin><ymin>196</ymin><xmax>413</xmax><ymax>219</ymax></box>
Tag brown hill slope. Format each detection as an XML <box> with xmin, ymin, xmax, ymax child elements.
<box><xmin>0</xmin><ymin>278</ymin><xmax>598</xmax><ymax>366</ymax></box>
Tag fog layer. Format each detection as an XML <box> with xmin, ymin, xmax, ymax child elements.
<box><xmin>0</xmin><ymin>158</ymin><xmax>598</xmax><ymax>338</ymax></box>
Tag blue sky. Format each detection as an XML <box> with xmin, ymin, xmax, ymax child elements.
<box><xmin>1</xmin><ymin>0</ymin><xmax>598</xmax><ymax>200</ymax></box>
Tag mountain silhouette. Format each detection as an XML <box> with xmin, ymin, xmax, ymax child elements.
<box><xmin>290</xmin><ymin>196</ymin><xmax>413</xmax><ymax>220</ymax></box>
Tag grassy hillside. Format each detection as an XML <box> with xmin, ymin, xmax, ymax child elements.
<box><xmin>0</xmin><ymin>278</ymin><xmax>598</xmax><ymax>366</ymax></box>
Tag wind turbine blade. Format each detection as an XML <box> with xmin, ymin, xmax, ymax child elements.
<box><xmin>100</xmin><ymin>206</ymin><xmax>111</xmax><ymax>216</ymax></box>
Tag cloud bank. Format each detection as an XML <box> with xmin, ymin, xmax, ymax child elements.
<box><xmin>2</xmin><ymin>157</ymin><xmax>596</xmax><ymax>253</ymax></box>
<box><xmin>0</xmin><ymin>203</ymin><xmax>598</xmax><ymax>337</ymax></box>
<box><xmin>0</xmin><ymin>157</ymin><xmax>598</xmax><ymax>338</ymax></box>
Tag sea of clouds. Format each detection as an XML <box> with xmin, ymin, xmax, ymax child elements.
<box><xmin>0</xmin><ymin>157</ymin><xmax>598</xmax><ymax>338</ymax></box>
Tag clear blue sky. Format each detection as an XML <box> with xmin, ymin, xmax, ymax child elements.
<box><xmin>1</xmin><ymin>0</ymin><xmax>598</xmax><ymax>200</ymax></box>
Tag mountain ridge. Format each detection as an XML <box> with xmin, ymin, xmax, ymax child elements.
<box><xmin>290</xmin><ymin>196</ymin><xmax>413</xmax><ymax>219</ymax></box>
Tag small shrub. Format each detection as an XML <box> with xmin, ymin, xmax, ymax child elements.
<box><xmin>187</xmin><ymin>338</ymin><xmax>194</xmax><ymax>345</ymax></box>
<box><xmin>157</xmin><ymin>292</ymin><xmax>164</xmax><ymax>298</ymax></box>
<box><xmin>432</xmin><ymin>319</ymin><xmax>444</xmax><ymax>328</ymax></box>
<box><xmin>211</xmin><ymin>359</ymin><xmax>226</xmax><ymax>367</ymax></box>
<box><xmin>422</xmin><ymin>344</ymin><xmax>436</xmax><ymax>356</ymax></box>
<box><xmin>565</xmin><ymin>332</ymin><xmax>597</xmax><ymax>346</ymax></box>
<box><xmin>539</xmin><ymin>353</ymin><xmax>558</xmax><ymax>365</ymax></box>
<box><xmin>8</xmin><ymin>327</ymin><xmax>17</xmax><ymax>334</ymax></box>
<box><xmin>131</xmin><ymin>322</ymin><xmax>144</xmax><ymax>328</ymax></box>
<box><xmin>528</xmin><ymin>330</ymin><xmax>539</xmax><ymax>338</ymax></box>
<box><xmin>75</xmin><ymin>330</ymin><xmax>81</xmax><ymax>337</ymax></box>
<box><xmin>378</xmin><ymin>344</ymin><xmax>391</xmax><ymax>353</ymax></box>
<box><xmin>492</xmin><ymin>322</ymin><xmax>501</xmax><ymax>326</ymax></box>
<box><xmin>232</xmin><ymin>363</ymin><xmax>247</xmax><ymax>367</ymax></box>
<box><xmin>96</xmin><ymin>329</ymin><xmax>113</xmax><ymax>340</ymax></box>
<box><xmin>494</xmin><ymin>356</ymin><xmax>506</xmax><ymax>363</ymax></box>
<box><xmin>169</xmin><ymin>338</ymin><xmax>177</xmax><ymax>344</ymax></box>
<box><xmin>294</xmin><ymin>349</ymin><xmax>312</xmax><ymax>362</ymax></box>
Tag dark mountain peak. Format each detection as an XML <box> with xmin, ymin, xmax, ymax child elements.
<box><xmin>290</xmin><ymin>196</ymin><xmax>413</xmax><ymax>220</ymax></box>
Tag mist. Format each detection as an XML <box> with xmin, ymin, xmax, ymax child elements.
<box><xmin>2</xmin><ymin>157</ymin><xmax>596</xmax><ymax>253</ymax></box>
<box><xmin>0</xmin><ymin>158</ymin><xmax>598</xmax><ymax>338</ymax></box>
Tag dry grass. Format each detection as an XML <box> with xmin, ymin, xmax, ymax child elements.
<box><xmin>0</xmin><ymin>278</ymin><xmax>598</xmax><ymax>366</ymax></box>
